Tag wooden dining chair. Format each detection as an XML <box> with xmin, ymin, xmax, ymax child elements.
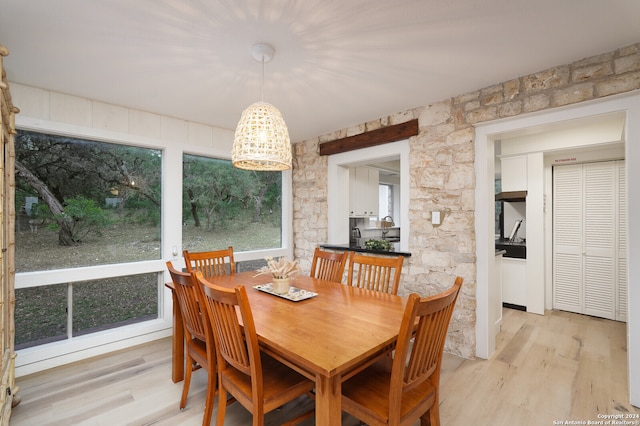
<box><xmin>310</xmin><ymin>247</ymin><xmax>348</xmax><ymax>283</ymax></box>
<box><xmin>184</xmin><ymin>246</ymin><xmax>235</xmax><ymax>278</ymax></box>
<box><xmin>165</xmin><ymin>261</ymin><xmax>217</xmax><ymax>426</ymax></box>
<box><xmin>195</xmin><ymin>271</ymin><xmax>315</xmax><ymax>426</ymax></box>
<box><xmin>341</xmin><ymin>276</ymin><xmax>463</xmax><ymax>426</ymax></box>
<box><xmin>347</xmin><ymin>251</ymin><xmax>404</xmax><ymax>295</ymax></box>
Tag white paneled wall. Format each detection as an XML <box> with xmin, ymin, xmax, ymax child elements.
<box><xmin>10</xmin><ymin>82</ymin><xmax>234</xmax><ymax>153</ymax></box>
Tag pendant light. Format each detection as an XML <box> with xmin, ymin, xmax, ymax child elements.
<box><xmin>232</xmin><ymin>43</ymin><xmax>292</xmax><ymax>171</ymax></box>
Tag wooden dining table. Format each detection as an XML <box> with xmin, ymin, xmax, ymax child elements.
<box><xmin>166</xmin><ymin>270</ymin><xmax>408</xmax><ymax>426</ymax></box>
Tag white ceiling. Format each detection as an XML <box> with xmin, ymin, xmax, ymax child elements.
<box><xmin>1</xmin><ymin>0</ymin><xmax>639</xmax><ymax>143</ymax></box>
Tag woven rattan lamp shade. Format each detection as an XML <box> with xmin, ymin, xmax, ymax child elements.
<box><xmin>232</xmin><ymin>101</ymin><xmax>292</xmax><ymax>171</ymax></box>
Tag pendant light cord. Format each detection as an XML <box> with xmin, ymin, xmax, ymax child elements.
<box><xmin>261</xmin><ymin>55</ymin><xmax>265</xmax><ymax>102</ymax></box>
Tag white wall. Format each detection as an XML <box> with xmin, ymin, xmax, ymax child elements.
<box><xmin>525</xmin><ymin>152</ymin><xmax>544</xmax><ymax>315</ymax></box>
<box><xmin>500</xmin><ymin>112</ymin><xmax>625</xmax><ymax>156</ymax></box>
<box><xmin>625</xmin><ymin>98</ymin><xmax>640</xmax><ymax>408</ymax></box>
<box><xmin>503</xmin><ymin>202</ymin><xmax>526</xmax><ymax>238</ymax></box>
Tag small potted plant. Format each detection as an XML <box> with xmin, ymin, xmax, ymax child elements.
<box><xmin>256</xmin><ymin>256</ymin><xmax>300</xmax><ymax>294</ymax></box>
<box><xmin>364</xmin><ymin>239</ymin><xmax>392</xmax><ymax>252</ymax></box>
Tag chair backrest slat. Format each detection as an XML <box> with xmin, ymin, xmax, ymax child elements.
<box><xmin>310</xmin><ymin>247</ymin><xmax>348</xmax><ymax>283</ymax></box>
<box><xmin>391</xmin><ymin>276</ymin><xmax>463</xmax><ymax>400</ymax></box>
<box><xmin>166</xmin><ymin>262</ymin><xmax>207</xmax><ymax>342</ymax></box>
<box><xmin>196</xmin><ymin>272</ymin><xmax>260</xmax><ymax>378</ymax></box>
<box><xmin>184</xmin><ymin>247</ymin><xmax>235</xmax><ymax>278</ymax></box>
<box><xmin>347</xmin><ymin>252</ymin><xmax>404</xmax><ymax>295</ymax></box>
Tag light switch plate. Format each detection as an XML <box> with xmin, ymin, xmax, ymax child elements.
<box><xmin>432</xmin><ymin>211</ymin><xmax>441</xmax><ymax>225</ymax></box>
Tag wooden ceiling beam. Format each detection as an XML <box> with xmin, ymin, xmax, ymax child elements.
<box><xmin>319</xmin><ymin>119</ymin><xmax>418</xmax><ymax>156</ymax></box>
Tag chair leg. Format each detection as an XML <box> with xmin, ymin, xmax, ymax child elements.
<box><xmin>180</xmin><ymin>357</ymin><xmax>194</xmax><ymax>409</ymax></box>
<box><xmin>252</xmin><ymin>406</ymin><xmax>265</xmax><ymax>426</ymax></box>
<box><xmin>430</xmin><ymin>405</ymin><xmax>440</xmax><ymax>426</ymax></box>
<box><xmin>421</xmin><ymin>402</ymin><xmax>439</xmax><ymax>426</ymax></box>
<box><xmin>215</xmin><ymin>385</ymin><xmax>228</xmax><ymax>426</ymax></box>
<box><xmin>202</xmin><ymin>372</ymin><xmax>216</xmax><ymax>426</ymax></box>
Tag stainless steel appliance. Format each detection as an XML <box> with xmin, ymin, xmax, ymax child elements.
<box><xmin>350</xmin><ymin>227</ymin><xmax>361</xmax><ymax>247</ymax></box>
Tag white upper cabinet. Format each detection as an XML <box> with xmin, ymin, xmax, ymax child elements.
<box><xmin>349</xmin><ymin>167</ymin><xmax>379</xmax><ymax>217</ymax></box>
<box><xmin>500</xmin><ymin>155</ymin><xmax>528</xmax><ymax>191</ymax></box>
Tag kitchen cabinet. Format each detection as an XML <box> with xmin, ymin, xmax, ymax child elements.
<box><xmin>502</xmin><ymin>257</ymin><xmax>526</xmax><ymax>307</ymax></box>
<box><xmin>500</xmin><ymin>155</ymin><xmax>527</xmax><ymax>191</ymax></box>
<box><xmin>349</xmin><ymin>167</ymin><xmax>379</xmax><ymax>217</ymax></box>
<box><xmin>493</xmin><ymin>251</ymin><xmax>504</xmax><ymax>335</ymax></box>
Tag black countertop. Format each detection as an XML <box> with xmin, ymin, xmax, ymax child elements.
<box><xmin>495</xmin><ymin>238</ymin><xmax>526</xmax><ymax>246</ymax></box>
<box><xmin>495</xmin><ymin>239</ymin><xmax>526</xmax><ymax>259</ymax></box>
<box><xmin>319</xmin><ymin>244</ymin><xmax>412</xmax><ymax>257</ymax></box>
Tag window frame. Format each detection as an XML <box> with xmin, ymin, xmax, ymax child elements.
<box><xmin>13</xmin><ymin>116</ymin><xmax>293</xmax><ymax>376</ymax></box>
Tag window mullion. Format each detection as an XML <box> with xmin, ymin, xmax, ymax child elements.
<box><xmin>67</xmin><ymin>283</ymin><xmax>73</xmax><ymax>339</ymax></box>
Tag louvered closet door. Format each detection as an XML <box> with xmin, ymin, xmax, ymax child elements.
<box><xmin>583</xmin><ymin>163</ymin><xmax>616</xmax><ymax>320</ymax></box>
<box><xmin>553</xmin><ymin>164</ymin><xmax>583</xmax><ymax>313</ymax></box>
<box><xmin>553</xmin><ymin>161</ymin><xmax>625</xmax><ymax>321</ymax></box>
<box><xmin>617</xmin><ymin>161</ymin><xmax>627</xmax><ymax>322</ymax></box>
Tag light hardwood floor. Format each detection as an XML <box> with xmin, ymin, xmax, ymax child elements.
<box><xmin>10</xmin><ymin>308</ymin><xmax>640</xmax><ymax>425</ymax></box>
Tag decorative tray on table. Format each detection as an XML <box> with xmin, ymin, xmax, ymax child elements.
<box><xmin>253</xmin><ymin>284</ymin><xmax>318</xmax><ymax>302</ymax></box>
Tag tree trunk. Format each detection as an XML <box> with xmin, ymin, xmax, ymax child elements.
<box><xmin>187</xmin><ymin>189</ymin><xmax>201</xmax><ymax>227</ymax></box>
<box><xmin>15</xmin><ymin>160</ymin><xmax>75</xmax><ymax>245</ymax></box>
<box><xmin>252</xmin><ymin>186</ymin><xmax>267</xmax><ymax>223</ymax></box>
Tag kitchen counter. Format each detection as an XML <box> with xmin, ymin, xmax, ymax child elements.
<box><xmin>495</xmin><ymin>239</ymin><xmax>526</xmax><ymax>259</ymax></box>
<box><xmin>495</xmin><ymin>238</ymin><xmax>526</xmax><ymax>246</ymax></box>
<box><xmin>319</xmin><ymin>244</ymin><xmax>412</xmax><ymax>257</ymax></box>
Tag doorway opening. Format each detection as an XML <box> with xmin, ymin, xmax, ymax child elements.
<box><xmin>475</xmin><ymin>96</ymin><xmax>637</xmax><ymax>363</ymax></box>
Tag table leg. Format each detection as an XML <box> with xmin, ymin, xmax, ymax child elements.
<box><xmin>170</xmin><ymin>288</ymin><xmax>185</xmax><ymax>383</ymax></box>
<box><xmin>314</xmin><ymin>373</ymin><xmax>341</xmax><ymax>425</ymax></box>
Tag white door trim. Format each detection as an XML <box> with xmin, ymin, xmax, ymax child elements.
<box><xmin>474</xmin><ymin>91</ymin><xmax>640</xmax><ymax>407</ymax></box>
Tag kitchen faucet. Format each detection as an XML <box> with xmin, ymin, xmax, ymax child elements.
<box><xmin>381</xmin><ymin>215</ymin><xmax>394</xmax><ymax>239</ymax></box>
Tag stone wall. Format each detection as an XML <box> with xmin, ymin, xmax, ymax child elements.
<box><xmin>292</xmin><ymin>42</ymin><xmax>640</xmax><ymax>359</ymax></box>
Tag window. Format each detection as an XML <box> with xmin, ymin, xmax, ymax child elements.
<box><xmin>181</xmin><ymin>154</ymin><xmax>283</xmax><ymax>269</ymax></box>
<box><xmin>378</xmin><ymin>183</ymin><xmax>393</xmax><ymax>219</ymax></box>
<box><xmin>15</xmin><ymin>284</ymin><xmax>66</xmax><ymax>348</ymax></box>
<box><xmin>15</xmin><ymin>130</ymin><xmax>162</xmax><ymax>272</ymax></box>
<box><xmin>14</xmin><ymin>130</ymin><xmax>162</xmax><ymax>349</ymax></box>
<box><xmin>15</xmin><ymin>273</ymin><xmax>158</xmax><ymax>349</ymax></box>
<box><xmin>13</xmin><ymin>126</ymin><xmax>292</xmax><ymax>371</ymax></box>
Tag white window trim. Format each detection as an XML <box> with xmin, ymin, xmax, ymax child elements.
<box><xmin>13</xmin><ymin>116</ymin><xmax>293</xmax><ymax>376</ymax></box>
<box><xmin>327</xmin><ymin>140</ymin><xmax>410</xmax><ymax>251</ymax></box>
